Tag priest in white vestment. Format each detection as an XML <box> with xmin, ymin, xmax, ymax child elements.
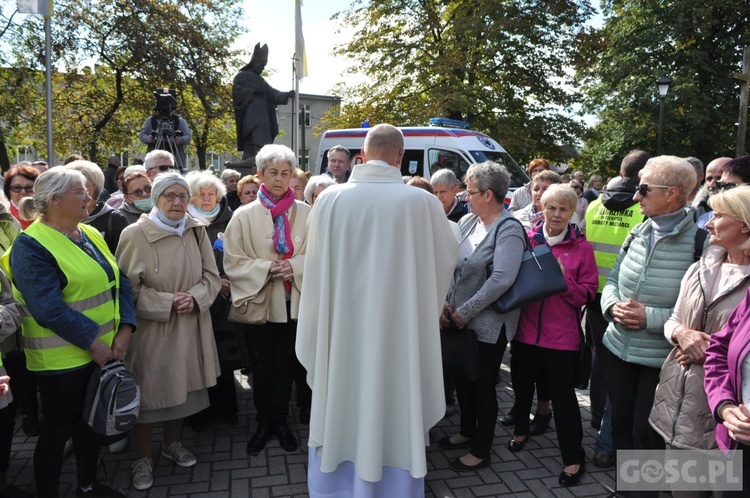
<box><xmin>296</xmin><ymin>124</ymin><xmax>459</xmax><ymax>498</ymax></box>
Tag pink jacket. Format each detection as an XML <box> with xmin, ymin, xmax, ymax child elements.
<box><xmin>704</xmin><ymin>288</ymin><xmax>750</xmax><ymax>451</ymax></box>
<box><xmin>514</xmin><ymin>222</ymin><xmax>599</xmax><ymax>351</ymax></box>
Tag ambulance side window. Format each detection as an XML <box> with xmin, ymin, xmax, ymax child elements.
<box><xmin>428</xmin><ymin>149</ymin><xmax>471</xmax><ymax>180</ymax></box>
<box><xmin>400</xmin><ymin>150</ymin><xmax>423</xmax><ymax>177</ymax></box>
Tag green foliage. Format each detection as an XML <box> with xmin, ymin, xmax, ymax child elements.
<box><xmin>576</xmin><ymin>0</ymin><xmax>750</xmax><ymax>171</ymax></box>
<box><xmin>323</xmin><ymin>0</ymin><xmax>595</xmax><ymax>164</ymax></box>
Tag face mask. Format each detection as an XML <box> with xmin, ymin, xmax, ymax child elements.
<box><xmin>194</xmin><ymin>204</ymin><xmax>220</xmax><ymax>217</ymax></box>
<box><xmin>133</xmin><ymin>198</ymin><xmax>154</xmax><ymax>211</ymax></box>
<box><xmin>157</xmin><ymin>209</ymin><xmax>184</xmax><ymax>225</ymax></box>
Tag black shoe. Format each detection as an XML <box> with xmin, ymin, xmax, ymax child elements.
<box><xmin>506</xmin><ymin>437</ymin><xmax>527</xmax><ymax>452</ymax></box>
<box><xmin>22</xmin><ymin>415</ymin><xmax>40</xmax><ymax>437</ymax></box>
<box><xmin>437</xmin><ymin>435</ymin><xmax>472</xmax><ymax>450</ymax></box>
<box><xmin>558</xmin><ymin>462</ymin><xmax>585</xmax><ymax>487</ymax></box>
<box><xmin>529</xmin><ymin>411</ymin><xmax>552</xmax><ymax>435</ymax></box>
<box><xmin>449</xmin><ymin>456</ymin><xmax>491</xmax><ymax>472</ymax></box>
<box><xmin>500</xmin><ymin>413</ymin><xmax>515</xmax><ymax>426</ymax></box>
<box><xmin>273</xmin><ymin>422</ymin><xmax>298</xmax><ymax>452</ymax></box>
<box><xmin>299</xmin><ymin>407</ymin><xmax>310</xmax><ymax>425</ymax></box>
<box><xmin>246</xmin><ymin>424</ymin><xmax>272</xmax><ymax>456</ymax></box>
<box><xmin>593</xmin><ymin>451</ymin><xmax>616</xmax><ymax>468</ymax></box>
<box><xmin>75</xmin><ymin>481</ymin><xmax>126</xmax><ymax>497</ymax></box>
<box><xmin>591</xmin><ymin>416</ymin><xmax>602</xmax><ymax>429</ymax></box>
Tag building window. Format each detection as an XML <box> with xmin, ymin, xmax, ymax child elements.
<box><xmin>304</xmin><ymin>105</ymin><xmax>311</xmax><ymax>128</ymax></box>
<box><xmin>298</xmin><ymin>147</ymin><xmax>310</xmax><ymax>170</ymax></box>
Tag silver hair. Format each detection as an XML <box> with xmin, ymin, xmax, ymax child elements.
<box><xmin>685</xmin><ymin>156</ymin><xmax>704</xmax><ymax>177</ymax></box>
<box><xmin>65</xmin><ymin>160</ymin><xmax>104</xmax><ymax>199</ymax></box>
<box><xmin>430</xmin><ymin>168</ymin><xmax>460</xmax><ymax>189</ymax></box>
<box><xmin>123</xmin><ymin>165</ymin><xmax>146</xmax><ymax>180</ymax></box>
<box><xmin>639</xmin><ymin>155</ymin><xmax>697</xmax><ymax>206</ymax></box>
<box><xmin>464</xmin><ymin>161</ymin><xmax>510</xmax><ymax>204</ymax></box>
<box><xmin>186</xmin><ymin>170</ymin><xmax>226</xmax><ymax>201</ymax></box>
<box><xmin>541</xmin><ymin>184</ymin><xmax>579</xmax><ymax>214</ymax></box>
<box><xmin>303</xmin><ymin>175</ymin><xmax>336</xmax><ymax>204</ymax></box>
<box><xmin>19</xmin><ymin>168</ymin><xmax>87</xmax><ymax>221</ymax></box>
<box><xmin>144</xmin><ymin>150</ymin><xmax>175</xmax><ymax>171</ymax></box>
<box><xmin>255</xmin><ymin>144</ymin><xmax>297</xmax><ymax>174</ymax></box>
<box><xmin>220</xmin><ymin>168</ymin><xmax>240</xmax><ymax>181</ymax></box>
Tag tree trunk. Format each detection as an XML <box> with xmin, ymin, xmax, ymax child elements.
<box><xmin>0</xmin><ymin>128</ymin><xmax>10</xmax><ymax>172</ymax></box>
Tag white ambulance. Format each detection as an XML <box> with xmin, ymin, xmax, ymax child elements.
<box><xmin>313</xmin><ymin>119</ymin><xmax>530</xmax><ymax>201</ymax></box>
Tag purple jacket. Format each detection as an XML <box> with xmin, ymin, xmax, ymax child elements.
<box><xmin>704</xmin><ymin>288</ymin><xmax>750</xmax><ymax>451</ymax></box>
<box><xmin>514</xmin><ymin>222</ymin><xmax>599</xmax><ymax>351</ymax></box>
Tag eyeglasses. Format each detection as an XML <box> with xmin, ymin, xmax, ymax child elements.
<box><xmin>637</xmin><ymin>184</ymin><xmax>672</xmax><ymax>197</ymax></box>
<box><xmin>126</xmin><ymin>186</ymin><xmax>152</xmax><ymax>198</ymax></box>
<box><xmin>465</xmin><ymin>189</ymin><xmax>484</xmax><ymax>197</ymax></box>
<box><xmin>161</xmin><ymin>192</ymin><xmax>190</xmax><ymax>203</ymax></box>
<box><xmin>149</xmin><ymin>164</ymin><xmax>173</xmax><ymax>172</ymax></box>
<box><xmin>9</xmin><ymin>185</ymin><xmax>34</xmax><ymax>193</ymax></box>
<box><xmin>716</xmin><ymin>181</ymin><xmax>750</xmax><ymax>191</ymax></box>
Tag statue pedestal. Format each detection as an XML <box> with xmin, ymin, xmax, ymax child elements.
<box><xmin>224</xmin><ymin>158</ymin><xmax>257</xmax><ymax>177</ymax></box>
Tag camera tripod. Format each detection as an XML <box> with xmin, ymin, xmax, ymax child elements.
<box><xmin>151</xmin><ymin>116</ymin><xmax>184</xmax><ymax>171</ymax></box>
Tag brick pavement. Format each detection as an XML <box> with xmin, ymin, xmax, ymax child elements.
<box><xmin>6</xmin><ymin>358</ymin><xmax>622</xmax><ymax>497</ymax></box>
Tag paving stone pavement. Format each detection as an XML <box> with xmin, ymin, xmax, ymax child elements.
<box><xmin>7</xmin><ymin>357</ymin><xmax>623</xmax><ymax>497</ymax></box>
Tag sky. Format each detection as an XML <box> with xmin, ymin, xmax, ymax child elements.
<box><xmin>237</xmin><ymin>0</ymin><xmax>355</xmax><ymax>97</ymax></box>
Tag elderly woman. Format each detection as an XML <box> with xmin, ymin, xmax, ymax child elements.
<box><xmin>583</xmin><ymin>174</ymin><xmax>603</xmax><ymax>203</ymax></box>
<box><xmin>303</xmin><ymin>175</ymin><xmax>335</xmax><ymax>207</ymax></box>
<box><xmin>508</xmin><ymin>158</ymin><xmax>550</xmax><ymax>213</ymax></box>
<box><xmin>116</xmin><ymin>173</ymin><xmax>221</xmax><ymax>491</ymax></box>
<box><xmin>430</xmin><ymin>168</ymin><xmax>470</xmax><ymax>222</ymax></box>
<box><xmin>602</xmin><ymin>156</ymin><xmax>702</xmax><ymax>495</ymax></box>
<box><xmin>4</xmin><ymin>164</ymin><xmax>39</xmax><ymax>229</ymax></box>
<box><xmin>509</xmin><ymin>184</ymin><xmax>598</xmax><ymax>486</ymax></box>
<box><xmin>570</xmin><ymin>179</ymin><xmax>588</xmax><ymax>230</ymax></box>
<box><xmin>118</xmin><ymin>172</ymin><xmax>153</xmax><ymax>225</ymax></box>
<box><xmin>290</xmin><ymin>168</ymin><xmax>308</xmax><ymax>202</ymax></box>
<box><xmin>237</xmin><ymin>175</ymin><xmax>261</xmax><ymax>206</ymax></box>
<box><xmin>513</xmin><ymin>170</ymin><xmax>564</xmax><ymax>230</ymax></box>
<box><xmin>3</xmin><ymin>168</ymin><xmax>136</xmax><ymax>498</ymax></box>
<box><xmin>65</xmin><ymin>160</ymin><xmax>130</xmax><ymax>253</ymax></box>
<box><xmin>184</xmin><ymin>171</ymin><xmax>239</xmax><ymax>429</ymax></box>
<box><xmin>648</xmin><ymin>187</ymin><xmax>750</xmax><ymax>498</ymax></box>
<box><xmin>438</xmin><ymin>161</ymin><xmax>525</xmax><ymax>471</ymax></box>
<box><xmin>223</xmin><ymin>144</ymin><xmax>310</xmax><ymax>456</ymax></box>
<box><xmin>221</xmin><ymin>168</ymin><xmax>242</xmax><ymax>211</ymax></box>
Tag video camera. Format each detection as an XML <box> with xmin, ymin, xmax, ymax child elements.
<box><xmin>153</xmin><ymin>88</ymin><xmax>178</xmax><ymax>119</ymax></box>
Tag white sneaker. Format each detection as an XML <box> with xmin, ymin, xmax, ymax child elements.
<box><xmin>131</xmin><ymin>457</ymin><xmax>153</xmax><ymax>490</ymax></box>
<box><xmin>161</xmin><ymin>441</ymin><xmax>197</xmax><ymax>467</ymax></box>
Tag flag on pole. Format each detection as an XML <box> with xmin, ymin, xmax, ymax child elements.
<box><xmin>17</xmin><ymin>0</ymin><xmax>50</xmax><ymax>15</ymax></box>
<box><xmin>295</xmin><ymin>0</ymin><xmax>308</xmax><ymax>80</ymax></box>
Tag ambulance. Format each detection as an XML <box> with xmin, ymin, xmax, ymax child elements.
<box><xmin>313</xmin><ymin>118</ymin><xmax>530</xmax><ymax>201</ymax></box>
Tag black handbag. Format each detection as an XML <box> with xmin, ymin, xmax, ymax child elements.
<box><xmin>487</xmin><ymin>218</ymin><xmax>568</xmax><ymax>314</ymax></box>
<box><xmin>440</xmin><ymin>325</ymin><xmax>480</xmax><ymax>382</ymax></box>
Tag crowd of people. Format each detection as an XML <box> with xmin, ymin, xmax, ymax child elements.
<box><xmin>0</xmin><ymin>132</ymin><xmax>749</xmax><ymax>498</ymax></box>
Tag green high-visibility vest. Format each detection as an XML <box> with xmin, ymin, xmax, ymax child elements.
<box><xmin>1</xmin><ymin>222</ymin><xmax>120</xmax><ymax>372</ymax></box>
<box><xmin>585</xmin><ymin>198</ymin><xmax>645</xmax><ymax>293</ymax></box>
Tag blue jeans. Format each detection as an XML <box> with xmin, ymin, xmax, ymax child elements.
<box><xmin>595</xmin><ymin>398</ymin><xmax>614</xmax><ymax>456</ymax></box>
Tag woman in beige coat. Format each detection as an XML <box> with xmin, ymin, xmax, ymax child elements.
<box><xmin>224</xmin><ymin>144</ymin><xmax>310</xmax><ymax>457</ymax></box>
<box><xmin>116</xmin><ymin>172</ymin><xmax>221</xmax><ymax>491</ymax></box>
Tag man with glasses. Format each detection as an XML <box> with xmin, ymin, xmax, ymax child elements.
<box><xmin>584</xmin><ymin>149</ymin><xmax>650</xmax><ymax>469</ymax></box>
<box><xmin>143</xmin><ymin>150</ymin><xmax>176</xmax><ymax>180</ymax></box>
<box><xmin>693</xmin><ymin>157</ymin><xmax>732</xmax><ymax>229</ymax></box>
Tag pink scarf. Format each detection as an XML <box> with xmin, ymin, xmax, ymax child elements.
<box><xmin>258</xmin><ymin>184</ymin><xmax>295</xmax><ymax>256</ymax></box>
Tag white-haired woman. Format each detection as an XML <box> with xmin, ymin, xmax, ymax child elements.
<box><xmin>430</xmin><ymin>168</ymin><xmax>470</xmax><ymax>222</ymax></box>
<box><xmin>224</xmin><ymin>144</ymin><xmax>310</xmax><ymax>456</ymax></box>
<box><xmin>220</xmin><ymin>168</ymin><xmax>242</xmax><ymax>211</ymax></box>
<box><xmin>116</xmin><ymin>172</ymin><xmax>221</xmax><ymax>491</ymax></box>
<box><xmin>509</xmin><ymin>184</ymin><xmax>598</xmax><ymax>486</ymax></box>
<box><xmin>3</xmin><ymin>168</ymin><xmax>136</xmax><ymax>498</ymax></box>
<box><xmin>184</xmin><ymin>171</ymin><xmax>239</xmax><ymax>430</ymax></box>
<box><xmin>303</xmin><ymin>175</ymin><xmax>336</xmax><ymax>206</ymax></box>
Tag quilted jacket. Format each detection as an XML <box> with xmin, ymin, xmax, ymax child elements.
<box><xmin>602</xmin><ymin>208</ymin><xmax>707</xmax><ymax>368</ymax></box>
<box><xmin>649</xmin><ymin>246</ymin><xmax>750</xmax><ymax>449</ymax></box>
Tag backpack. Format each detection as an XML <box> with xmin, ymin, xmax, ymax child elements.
<box><xmin>83</xmin><ymin>360</ymin><xmax>140</xmax><ymax>444</ymax></box>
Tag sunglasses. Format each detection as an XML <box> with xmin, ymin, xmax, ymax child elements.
<box><xmin>126</xmin><ymin>187</ymin><xmax>152</xmax><ymax>198</ymax></box>
<box><xmin>9</xmin><ymin>185</ymin><xmax>34</xmax><ymax>193</ymax></box>
<box><xmin>637</xmin><ymin>184</ymin><xmax>672</xmax><ymax>197</ymax></box>
<box><xmin>149</xmin><ymin>164</ymin><xmax>173</xmax><ymax>172</ymax></box>
<box><xmin>716</xmin><ymin>181</ymin><xmax>750</xmax><ymax>191</ymax></box>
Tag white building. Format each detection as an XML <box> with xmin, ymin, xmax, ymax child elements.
<box><xmin>276</xmin><ymin>93</ymin><xmax>341</xmax><ymax>171</ymax></box>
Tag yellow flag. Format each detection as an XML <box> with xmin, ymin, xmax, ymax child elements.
<box><xmin>295</xmin><ymin>0</ymin><xmax>308</xmax><ymax>79</ymax></box>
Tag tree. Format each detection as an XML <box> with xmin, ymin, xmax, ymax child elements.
<box><xmin>323</xmin><ymin>0</ymin><xmax>595</xmax><ymax>163</ymax></box>
<box><xmin>576</xmin><ymin>0</ymin><xmax>750</xmax><ymax>171</ymax></box>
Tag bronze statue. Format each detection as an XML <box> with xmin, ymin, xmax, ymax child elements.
<box><xmin>233</xmin><ymin>43</ymin><xmax>295</xmax><ymax>162</ymax></box>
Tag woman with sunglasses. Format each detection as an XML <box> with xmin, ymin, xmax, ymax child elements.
<box><xmin>601</xmin><ymin>156</ymin><xmax>706</xmax><ymax>497</ymax></box>
<box><xmin>118</xmin><ymin>173</ymin><xmax>154</xmax><ymax>225</ymax></box>
<box><xmin>116</xmin><ymin>173</ymin><xmax>221</xmax><ymax>490</ymax></box>
<box><xmin>3</xmin><ymin>164</ymin><xmax>39</xmax><ymax>229</ymax></box>
<box><xmin>715</xmin><ymin>155</ymin><xmax>750</xmax><ymax>193</ymax></box>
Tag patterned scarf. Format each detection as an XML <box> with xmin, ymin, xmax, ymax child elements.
<box><xmin>258</xmin><ymin>184</ymin><xmax>295</xmax><ymax>256</ymax></box>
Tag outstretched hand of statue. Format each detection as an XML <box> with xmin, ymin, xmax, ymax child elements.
<box><xmin>287</xmin><ymin>90</ymin><xmax>296</xmax><ymax>99</ymax></box>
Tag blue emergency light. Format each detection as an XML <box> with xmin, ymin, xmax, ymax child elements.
<box><xmin>429</xmin><ymin>117</ymin><xmax>471</xmax><ymax>129</ymax></box>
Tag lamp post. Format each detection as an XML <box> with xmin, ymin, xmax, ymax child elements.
<box><xmin>656</xmin><ymin>76</ymin><xmax>673</xmax><ymax>155</ymax></box>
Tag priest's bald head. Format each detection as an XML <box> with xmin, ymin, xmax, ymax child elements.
<box><xmin>361</xmin><ymin>124</ymin><xmax>405</xmax><ymax>167</ymax></box>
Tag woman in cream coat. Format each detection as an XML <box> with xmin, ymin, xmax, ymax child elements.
<box><xmin>224</xmin><ymin>144</ymin><xmax>310</xmax><ymax>457</ymax></box>
<box><xmin>116</xmin><ymin>172</ymin><xmax>221</xmax><ymax>491</ymax></box>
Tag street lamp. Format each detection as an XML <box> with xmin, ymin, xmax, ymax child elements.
<box><xmin>656</xmin><ymin>75</ymin><xmax>673</xmax><ymax>155</ymax></box>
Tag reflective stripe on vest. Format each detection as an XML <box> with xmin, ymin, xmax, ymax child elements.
<box><xmin>1</xmin><ymin>222</ymin><xmax>121</xmax><ymax>372</ymax></box>
<box><xmin>585</xmin><ymin>198</ymin><xmax>644</xmax><ymax>293</ymax></box>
